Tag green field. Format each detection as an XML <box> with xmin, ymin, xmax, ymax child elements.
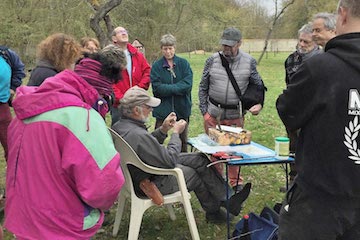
<box><xmin>0</xmin><ymin>51</ymin><xmax>291</xmax><ymax>239</ymax></box>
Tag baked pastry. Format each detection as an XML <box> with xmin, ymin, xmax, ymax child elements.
<box><xmin>208</xmin><ymin>127</ymin><xmax>252</xmax><ymax>145</ymax></box>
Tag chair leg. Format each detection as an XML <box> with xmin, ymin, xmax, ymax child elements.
<box><xmin>127</xmin><ymin>199</ymin><xmax>147</xmax><ymax>240</ymax></box>
<box><xmin>112</xmin><ymin>194</ymin><xmax>127</xmax><ymax>237</ymax></box>
<box><xmin>182</xmin><ymin>198</ymin><xmax>200</xmax><ymax>240</ymax></box>
<box><xmin>166</xmin><ymin>204</ymin><xmax>176</xmax><ymax>221</ymax></box>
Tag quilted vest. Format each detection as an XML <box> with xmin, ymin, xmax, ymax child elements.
<box><xmin>207</xmin><ymin>50</ymin><xmax>251</xmax><ymax>120</ymax></box>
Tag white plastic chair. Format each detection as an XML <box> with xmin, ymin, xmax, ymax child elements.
<box><xmin>109</xmin><ymin>128</ymin><xmax>200</xmax><ymax>240</ymax></box>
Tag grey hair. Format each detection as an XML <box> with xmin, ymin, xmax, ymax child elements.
<box><xmin>101</xmin><ymin>44</ymin><xmax>127</xmax><ymax>67</ymax></box>
<box><xmin>160</xmin><ymin>34</ymin><xmax>176</xmax><ymax>47</ymax></box>
<box><xmin>338</xmin><ymin>0</ymin><xmax>360</xmax><ymax>18</ymax></box>
<box><xmin>313</xmin><ymin>12</ymin><xmax>337</xmax><ymax>31</ymax></box>
<box><xmin>298</xmin><ymin>23</ymin><xmax>313</xmax><ymax>36</ymax></box>
<box><xmin>119</xmin><ymin>105</ymin><xmax>134</xmax><ymax>118</ymax></box>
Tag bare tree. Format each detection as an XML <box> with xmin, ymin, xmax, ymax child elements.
<box><xmin>257</xmin><ymin>0</ymin><xmax>295</xmax><ymax>65</ymax></box>
<box><xmin>86</xmin><ymin>0</ymin><xmax>123</xmax><ymax>47</ymax></box>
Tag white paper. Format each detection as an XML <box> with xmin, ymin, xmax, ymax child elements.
<box><xmin>216</xmin><ymin>125</ymin><xmax>244</xmax><ymax>134</ymax></box>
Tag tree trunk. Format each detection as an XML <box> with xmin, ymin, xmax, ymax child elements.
<box><xmin>258</xmin><ymin>0</ymin><xmax>295</xmax><ymax>65</ymax></box>
<box><xmin>87</xmin><ymin>0</ymin><xmax>123</xmax><ymax>47</ymax></box>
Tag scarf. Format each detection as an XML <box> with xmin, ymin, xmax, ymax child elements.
<box><xmin>298</xmin><ymin>45</ymin><xmax>322</xmax><ymax>62</ymax></box>
<box><xmin>74</xmin><ymin>58</ymin><xmax>113</xmax><ymax>97</ymax></box>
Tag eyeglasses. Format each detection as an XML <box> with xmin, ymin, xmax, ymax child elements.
<box><xmin>116</xmin><ymin>30</ymin><xmax>128</xmax><ymax>35</ymax></box>
<box><xmin>142</xmin><ymin>105</ymin><xmax>153</xmax><ymax>110</ymax></box>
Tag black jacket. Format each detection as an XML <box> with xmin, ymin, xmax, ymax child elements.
<box><xmin>276</xmin><ymin>33</ymin><xmax>360</xmax><ymax>201</ymax></box>
<box><xmin>27</xmin><ymin>60</ymin><xmax>58</xmax><ymax>86</ymax></box>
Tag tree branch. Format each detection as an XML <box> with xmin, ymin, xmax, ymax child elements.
<box><xmin>257</xmin><ymin>0</ymin><xmax>296</xmax><ymax>65</ymax></box>
<box><xmin>87</xmin><ymin>0</ymin><xmax>123</xmax><ymax>47</ymax></box>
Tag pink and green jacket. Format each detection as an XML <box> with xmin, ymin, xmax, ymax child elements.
<box><xmin>5</xmin><ymin>70</ymin><xmax>124</xmax><ymax>239</ymax></box>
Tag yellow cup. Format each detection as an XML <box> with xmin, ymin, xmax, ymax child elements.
<box><xmin>275</xmin><ymin>137</ymin><xmax>290</xmax><ymax>160</ymax></box>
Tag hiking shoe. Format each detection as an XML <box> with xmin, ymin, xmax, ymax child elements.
<box><xmin>232</xmin><ymin>184</ymin><xmax>243</xmax><ymax>194</ymax></box>
<box><xmin>223</xmin><ymin>182</ymin><xmax>251</xmax><ymax>216</ymax></box>
<box><xmin>206</xmin><ymin>208</ymin><xmax>233</xmax><ymax>224</ymax></box>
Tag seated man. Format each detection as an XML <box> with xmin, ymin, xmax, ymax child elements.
<box><xmin>112</xmin><ymin>86</ymin><xmax>251</xmax><ymax>224</ymax></box>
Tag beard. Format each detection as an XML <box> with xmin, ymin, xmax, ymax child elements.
<box><xmin>139</xmin><ymin>108</ymin><xmax>150</xmax><ymax>123</ymax></box>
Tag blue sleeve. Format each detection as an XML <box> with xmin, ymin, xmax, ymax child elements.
<box><xmin>7</xmin><ymin>49</ymin><xmax>26</xmax><ymax>90</ymax></box>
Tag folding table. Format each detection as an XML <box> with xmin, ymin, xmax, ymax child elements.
<box><xmin>188</xmin><ymin>134</ymin><xmax>294</xmax><ymax>239</ymax></box>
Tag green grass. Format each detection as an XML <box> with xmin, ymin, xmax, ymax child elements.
<box><xmin>0</xmin><ymin>51</ymin><xmax>291</xmax><ymax>240</ymax></box>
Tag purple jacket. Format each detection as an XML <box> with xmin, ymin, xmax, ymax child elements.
<box><xmin>5</xmin><ymin>70</ymin><xmax>125</xmax><ymax>239</ymax></box>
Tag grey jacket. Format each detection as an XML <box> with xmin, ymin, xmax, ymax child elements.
<box><xmin>112</xmin><ymin>117</ymin><xmax>181</xmax><ymax>194</ymax></box>
<box><xmin>199</xmin><ymin>50</ymin><xmax>263</xmax><ymax>120</ymax></box>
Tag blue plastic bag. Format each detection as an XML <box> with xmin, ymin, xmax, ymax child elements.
<box><xmin>232</xmin><ymin>208</ymin><xmax>278</xmax><ymax>240</ymax></box>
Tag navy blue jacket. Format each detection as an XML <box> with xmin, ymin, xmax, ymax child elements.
<box><xmin>0</xmin><ymin>46</ymin><xmax>26</xmax><ymax>90</ymax></box>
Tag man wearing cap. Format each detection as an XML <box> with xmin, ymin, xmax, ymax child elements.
<box><xmin>199</xmin><ymin>27</ymin><xmax>265</xmax><ymax>189</ymax></box>
<box><xmin>112</xmin><ymin>86</ymin><xmax>252</xmax><ymax>224</ymax></box>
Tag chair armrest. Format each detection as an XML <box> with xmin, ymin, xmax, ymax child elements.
<box><xmin>133</xmin><ymin>161</ymin><xmax>179</xmax><ymax>176</ymax></box>
<box><xmin>134</xmin><ymin>164</ymin><xmax>189</xmax><ymax>195</ymax></box>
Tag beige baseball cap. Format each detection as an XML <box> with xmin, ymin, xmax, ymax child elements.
<box><xmin>120</xmin><ymin>86</ymin><xmax>161</xmax><ymax>108</ymax></box>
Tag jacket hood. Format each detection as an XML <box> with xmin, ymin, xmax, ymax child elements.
<box><xmin>325</xmin><ymin>32</ymin><xmax>360</xmax><ymax>73</ymax></box>
<box><xmin>13</xmin><ymin>70</ymin><xmax>98</xmax><ymax>120</ymax></box>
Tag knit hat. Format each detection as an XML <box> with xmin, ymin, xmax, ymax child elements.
<box><xmin>120</xmin><ymin>86</ymin><xmax>160</xmax><ymax>108</ymax></box>
<box><xmin>220</xmin><ymin>27</ymin><xmax>242</xmax><ymax>46</ymax></box>
<box><xmin>74</xmin><ymin>58</ymin><xmax>113</xmax><ymax>97</ymax></box>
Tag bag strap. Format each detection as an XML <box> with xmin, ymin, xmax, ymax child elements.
<box><xmin>218</xmin><ymin>52</ymin><xmax>242</xmax><ymax>101</ymax></box>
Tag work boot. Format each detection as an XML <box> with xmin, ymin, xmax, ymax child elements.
<box><xmin>222</xmin><ymin>182</ymin><xmax>251</xmax><ymax>216</ymax></box>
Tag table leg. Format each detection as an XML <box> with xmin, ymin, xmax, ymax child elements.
<box><xmin>226</xmin><ymin>163</ymin><xmax>230</xmax><ymax>239</ymax></box>
<box><xmin>285</xmin><ymin>163</ymin><xmax>289</xmax><ymax>190</ymax></box>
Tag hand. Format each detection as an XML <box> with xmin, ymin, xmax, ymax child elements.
<box><xmin>248</xmin><ymin>104</ymin><xmax>262</xmax><ymax>115</ymax></box>
<box><xmin>173</xmin><ymin>119</ymin><xmax>187</xmax><ymax>134</ymax></box>
<box><xmin>203</xmin><ymin>112</ymin><xmax>212</xmax><ymax>121</ymax></box>
<box><xmin>160</xmin><ymin>112</ymin><xmax>177</xmax><ymax>133</ymax></box>
<box><xmin>8</xmin><ymin>89</ymin><xmax>15</xmax><ymax>106</ymax></box>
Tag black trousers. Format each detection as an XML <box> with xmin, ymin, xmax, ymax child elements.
<box><xmin>154</xmin><ymin>152</ymin><xmax>228</xmax><ymax>213</ymax></box>
<box><xmin>279</xmin><ymin>183</ymin><xmax>360</xmax><ymax>240</ymax></box>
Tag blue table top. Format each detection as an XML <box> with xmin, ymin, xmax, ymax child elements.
<box><xmin>188</xmin><ymin>134</ymin><xmax>294</xmax><ymax>166</ymax></box>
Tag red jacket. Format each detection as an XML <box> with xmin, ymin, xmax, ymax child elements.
<box><xmin>112</xmin><ymin>43</ymin><xmax>150</xmax><ymax>106</ymax></box>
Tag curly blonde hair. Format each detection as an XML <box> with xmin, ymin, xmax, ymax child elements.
<box><xmin>36</xmin><ymin>33</ymin><xmax>82</xmax><ymax>72</ymax></box>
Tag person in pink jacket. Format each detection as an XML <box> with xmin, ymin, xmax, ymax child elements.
<box><xmin>110</xmin><ymin>26</ymin><xmax>151</xmax><ymax>125</ymax></box>
<box><xmin>4</xmin><ymin>45</ymin><xmax>126</xmax><ymax>240</ymax></box>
